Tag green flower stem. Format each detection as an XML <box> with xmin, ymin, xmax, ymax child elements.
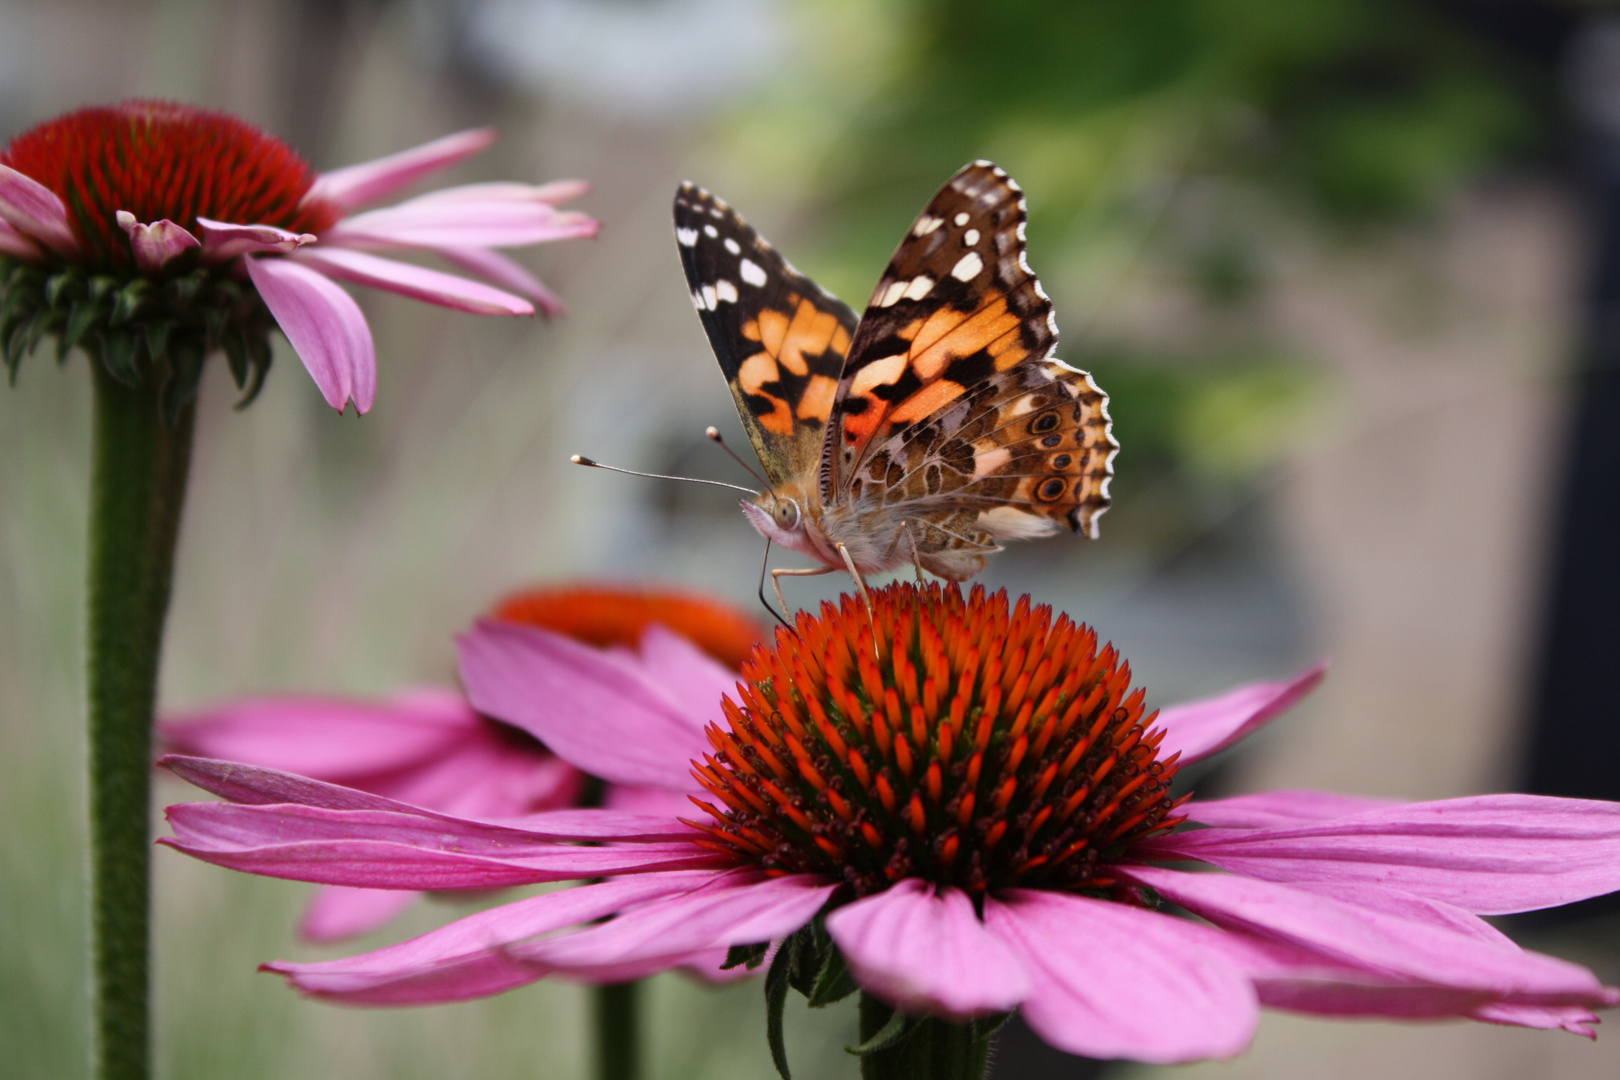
<box><xmin>592</xmin><ymin>981</ymin><xmax>643</xmax><ymax>1080</ymax></box>
<box><xmin>86</xmin><ymin>361</ymin><xmax>197</xmax><ymax>1080</ymax></box>
<box><xmin>859</xmin><ymin>993</ymin><xmax>994</xmax><ymax>1080</ymax></box>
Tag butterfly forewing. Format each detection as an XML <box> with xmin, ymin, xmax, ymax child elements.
<box><xmin>675</xmin><ymin>185</ymin><xmax>858</xmax><ymax>490</ymax></box>
<box><xmin>826</xmin><ymin>162</ymin><xmax>1060</xmax><ymax>488</ymax></box>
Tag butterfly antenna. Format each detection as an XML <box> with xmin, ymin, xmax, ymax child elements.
<box><xmin>705</xmin><ymin>427</ymin><xmax>770</xmax><ymax>489</ymax></box>
<box><xmin>570</xmin><ymin>455</ymin><xmax>759</xmax><ymax>497</ymax></box>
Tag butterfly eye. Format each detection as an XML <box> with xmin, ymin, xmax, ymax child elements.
<box><xmin>773</xmin><ymin>498</ymin><xmax>801</xmax><ymax>529</ymax></box>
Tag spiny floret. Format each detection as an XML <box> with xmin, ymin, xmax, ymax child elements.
<box><xmin>686</xmin><ymin>582</ymin><xmax>1187</xmax><ymax>897</ymax></box>
<box><xmin>2</xmin><ymin>100</ymin><xmax>339</xmax><ymax>272</ymax></box>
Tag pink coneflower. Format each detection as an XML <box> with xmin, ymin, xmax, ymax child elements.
<box><xmin>161</xmin><ymin>583</ymin><xmax>762</xmax><ymax>942</ymax></box>
<box><xmin>0</xmin><ymin>100</ymin><xmax>596</xmax><ymax>413</ymax></box>
<box><xmin>160</xmin><ymin>584</ymin><xmax>1620</xmax><ymax>1069</ymax></box>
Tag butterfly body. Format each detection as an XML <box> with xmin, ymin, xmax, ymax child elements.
<box><xmin>676</xmin><ymin>163</ymin><xmax>1115</xmax><ymax>586</ymax></box>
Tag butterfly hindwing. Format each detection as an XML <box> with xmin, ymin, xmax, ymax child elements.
<box><xmin>826</xmin><ymin>162</ymin><xmax>1060</xmax><ymax>492</ymax></box>
<box><xmin>675</xmin><ymin>185</ymin><xmax>858</xmax><ymax>489</ymax></box>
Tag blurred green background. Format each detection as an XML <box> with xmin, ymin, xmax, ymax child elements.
<box><xmin>4</xmin><ymin>0</ymin><xmax>1619</xmax><ymax>1077</ymax></box>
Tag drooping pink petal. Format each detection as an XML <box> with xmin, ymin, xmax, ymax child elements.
<box><xmin>984</xmin><ymin>889</ymin><xmax>1258</xmax><ymax>1064</ymax></box>
<box><xmin>304</xmin><ymin>128</ymin><xmax>497</xmax><ymax>213</ymax></box>
<box><xmin>515</xmin><ymin>872</ymin><xmax>838</xmax><ymax>974</ymax></box>
<box><xmin>457</xmin><ymin>619</ymin><xmax>711</xmax><ymax>790</ymax></box>
<box><xmin>161</xmin><ymin>689</ymin><xmax>478</xmax><ymax>780</ymax></box>
<box><xmin>292</xmin><ymin>247</ymin><xmax>533</xmax><ymax>316</ymax></box>
<box><xmin>301</xmin><ymin>885</ymin><xmax>419</xmax><ymax>944</ymax></box>
<box><xmin>269</xmin><ymin>872</ymin><xmax>713</xmax><ymax>1005</ymax></box>
<box><xmin>1124</xmin><ymin>865</ymin><xmax>1612</xmax><ymax>1003</ymax></box>
<box><xmin>636</xmin><ymin>624</ymin><xmax>741</xmax><ymax>730</ymax></box>
<box><xmin>162</xmin><ymin>801</ymin><xmax>720</xmax><ymax>890</ymax></box>
<box><xmin>114</xmin><ymin>211</ymin><xmax>199</xmax><ymax>272</ymax></box>
<box><xmin>1140</xmin><ymin>794</ymin><xmax>1620</xmax><ymax>915</ymax></box>
<box><xmin>1472</xmin><ymin>1002</ymin><xmax>1601</xmax><ymax>1037</ymax></box>
<box><xmin>1152</xmin><ymin>663</ymin><xmax>1327</xmax><ymax>765</ymax></box>
<box><xmin>243</xmin><ymin>255</ymin><xmax>375</xmax><ymax>413</ymax></box>
<box><xmin>435</xmin><ymin>246</ymin><xmax>565</xmax><ymax>316</ymax></box>
<box><xmin>405</xmin><ymin>179</ymin><xmax>590</xmax><ymax>207</ymax></box>
<box><xmin>0</xmin><ymin>163</ymin><xmax>79</xmax><ymax>256</ymax></box>
<box><xmin>325</xmin><ymin>200</ymin><xmax>599</xmax><ymax>250</ymax></box>
<box><xmin>825</xmin><ymin>879</ymin><xmax>1029</xmax><ymax>1020</ymax></box>
<box><xmin>603</xmin><ymin>784</ymin><xmax>703</xmax><ymax>819</ymax></box>
<box><xmin>0</xmin><ymin>216</ymin><xmax>44</xmax><ymax>259</ymax></box>
<box><xmin>1181</xmin><ymin>790</ymin><xmax>1402</xmax><ymax>829</ymax></box>
<box><xmin>159</xmin><ymin>755</ymin><xmax>690</xmax><ymax>840</ymax></box>
<box><xmin>195</xmin><ymin>217</ymin><xmax>315</xmax><ymax>261</ymax></box>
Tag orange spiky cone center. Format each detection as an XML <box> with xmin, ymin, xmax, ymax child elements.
<box><xmin>1</xmin><ymin>99</ymin><xmax>340</xmax><ymax>272</ymax></box>
<box><xmin>687</xmin><ymin>583</ymin><xmax>1188</xmax><ymax>898</ymax></box>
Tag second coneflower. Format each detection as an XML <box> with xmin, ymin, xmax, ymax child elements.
<box><xmin>160</xmin><ymin>584</ymin><xmax>1620</xmax><ymax>1077</ymax></box>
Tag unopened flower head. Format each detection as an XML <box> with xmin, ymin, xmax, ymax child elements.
<box><xmin>692</xmin><ymin>584</ymin><xmax>1184</xmax><ymax>898</ymax></box>
<box><xmin>1</xmin><ymin>100</ymin><xmax>596</xmax><ymax>416</ymax></box>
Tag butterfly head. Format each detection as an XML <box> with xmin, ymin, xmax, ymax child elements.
<box><xmin>739</xmin><ymin>488</ymin><xmax>832</xmax><ymax>564</ymax></box>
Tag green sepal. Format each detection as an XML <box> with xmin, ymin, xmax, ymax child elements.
<box><xmin>163</xmin><ymin>270</ymin><xmax>204</xmax><ymax>309</ymax></box>
<box><xmin>231</xmin><ymin>331</ymin><xmax>273</xmax><ymax>409</ymax></box>
<box><xmin>45</xmin><ymin>268</ymin><xmax>82</xmax><ymax>307</ymax></box>
<box><xmin>87</xmin><ymin>275</ymin><xmax>118</xmax><ymax>306</ymax></box>
<box><xmin>100</xmin><ymin>328</ymin><xmax>143</xmax><ymax>386</ymax></box>
<box><xmin>160</xmin><ymin>336</ymin><xmax>207</xmax><ymax>428</ymax></box>
<box><xmin>723</xmin><ymin>942</ymin><xmax>771</xmax><ymax>971</ymax></box>
<box><xmin>764</xmin><ymin>937</ymin><xmax>797</xmax><ymax>1080</ymax></box>
<box><xmin>805</xmin><ymin>935</ymin><xmax>858</xmax><ymax>1007</ymax></box>
<box><xmin>845</xmin><ymin>1009</ymin><xmax>911</xmax><ymax>1056</ymax></box>
<box><xmin>4</xmin><ymin>310</ymin><xmax>41</xmax><ymax>370</ymax></box>
<box><xmin>111</xmin><ymin>279</ymin><xmax>150</xmax><ymax>326</ymax></box>
<box><xmin>143</xmin><ymin>320</ymin><xmax>172</xmax><ymax>367</ymax></box>
<box><xmin>63</xmin><ymin>298</ymin><xmax>104</xmax><ymax>355</ymax></box>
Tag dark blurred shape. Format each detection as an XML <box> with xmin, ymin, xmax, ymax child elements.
<box><xmin>1521</xmin><ymin>14</ymin><xmax>1620</xmax><ymax>924</ymax></box>
<box><xmin>991</xmin><ymin>1014</ymin><xmax>1111</xmax><ymax>1080</ymax></box>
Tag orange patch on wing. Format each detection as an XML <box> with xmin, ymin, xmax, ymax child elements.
<box><xmin>840</xmin><ymin>405</ymin><xmax>884</xmax><ymax>444</ymax></box>
<box><xmin>737</xmin><ymin>352</ymin><xmax>779</xmax><ymax>396</ymax></box>
<box><xmin>757</xmin><ymin>308</ymin><xmax>790</xmax><ymax>356</ymax></box>
<box><xmin>889</xmin><ymin>379</ymin><xmax>966</xmax><ymax>424</ymax></box>
<box><xmin>756</xmin><ymin>394</ymin><xmax>795</xmax><ymax>436</ymax></box>
<box><xmin>780</xmin><ymin>299</ymin><xmax>840</xmax><ymax>375</ymax></box>
<box><xmin>912</xmin><ymin>300</ymin><xmax>1020</xmax><ymax>380</ymax></box>
<box><xmin>798</xmin><ymin>374</ymin><xmax>838</xmax><ymax>422</ymax></box>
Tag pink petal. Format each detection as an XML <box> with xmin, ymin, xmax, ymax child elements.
<box><xmin>196</xmin><ymin>217</ymin><xmax>315</xmax><ymax>261</ymax></box>
<box><xmin>160</xmin><ymin>754</ymin><xmax>689</xmax><ymax>839</ymax></box>
<box><xmin>0</xmin><ymin>216</ymin><xmax>44</xmax><ymax>259</ymax></box>
<box><xmin>160</xmin><ymin>689</ymin><xmax>478</xmax><ymax>780</ymax></box>
<box><xmin>1181</xmin><ymin>790</ymin><xmax>1402</xmax><ymax>829</ymax></box>
<box><xmin>292</xmin><ymin>247</ymin><xmax>533</xmax><ymax>316</ymax></box>
<box><xmin>825</xmin><ymin>879</ymin><xmax>1029</xmax><ymax>1020</ymax></box>
<box><xmin>325</xmin><ymin>201</ymin><xmax>599</xmax><ymax>250</ymax></box>
<box><xmin>1153</xmin><ymin>662</ymin><xmax>1327</xmax><ymax>765</ymax></box>
<box><xmin>636</xmin><ymin>624</ymin><xmax>741</xmax><ymax>728</ymax></box>
<box><xmin>984</xmin><ymin>890</ymin><xmax>1258</xmax><ymax>1063</ymax></box>
<box><xmin>1125</xmin><ymin>865</ymin><xmax>1611</xmax><ymax>1002</ymax></box>
<box><xmin>244</xmin><ymin>255</ymin><xmax>376</xmax><ymax>414</ymax></box>
<box><xmin>603</xmin><ymin>785</ymin><xmax>702</xmax><ymax>818</ymax></box>
<box><xmin>1141</xmin><ymin>794</ymin><xmax>1620</xmax><ymax>914</ymax></box>
<box><xmin>405</xmin><ymin>179</ymin><xmax>590</xmax><ymax>207</ymax></box>
<box><xmin>115</xmin><ymin>211</ymin><xmax>199</xmax><ymax>272</ymax></box>
<box><xmin>269</xmin><ymin>872</ymin><xmax>712</xmax><ymax>1005</ymax></box>
<box><xmin>1472</xmin><ymin>1002</ymin><xmax>1601</xmax><ymax>1037</ymax></box>
<box><xmin>0</xmin><ymin>163</ymin><xmax>79</xmax><ymax>256</ymax></box>
<box><xmin>457</xmin><ymin>619</ymin><xmax>711</xmax><ymax>790</ymax></box>
<box><xmin>435</xmin><ymin>246</ymin><xmax>565</xmax><ymax>316</ymax></box>
<box><xmin>162</xmin><ymin>802</ymin><xmax>720</xmax><ymax>889</ymax></box>
<box><xmin>305</xmin><ymin>128</ymin><xmax>498</xmax><ymax>213</ymax></box>
<box><xmin>516</xmin><ymin>872</ymin><xmax>837</xmax><ymax>973</ymax></box>
<box><xmin>301</xmin><ymin>885</ymin><xmax>419</xmax><ymax>943</ymax></box>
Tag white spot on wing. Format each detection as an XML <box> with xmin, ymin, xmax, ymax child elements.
<box><xmin>714</xmin><ymin>279</ymin><xmax>738</xmax><ymax>303</ymax></box>
<box><xmin>903</xmin><ymin>275</ymin><xmax>934</xmax><ymax>301</ymax></box>
<box><xmin>963</xmin><ymin>229</ymin><xmax>980</xmax><ymax>246</ymax></box>
<box><xmin>874</xmin><ymin>280</ymin><xmax>908</xmax><ymax>307</ymax></box>
<box><xmin>979</xmin><ymin>506</ymin><xmax>1060</xmax><ymax>540</ymax></box>
<box><xmin>850</xmin><ymin>354</ymin><xmax>908</xmax><ymax>396</ymax></box>
<box><xmin>953</xmin><ymin>212</ymin><xmax>970</xmax><ymax>226</ymax></box>
<box><xmin>951</xmin><ymin>252</ymin><xmax>984</xmax><ymax>281</ymax></box>
<box><xmin>973</xmin><ymin>446</ymin><xmax>1011</xmax><ymax>476</ymax></box>
<box><xmin>704</xmin><ymin>224</ymin><xmax>719</xmax><ymax>238</ymax></box>
<box><xmin>701</xmin><ymin>284</ymin><xmax>717</xmax><ymax>309</ymax></box>
<box><xmin>691</xmin><ymin>290</ymin><xmax>708</xmax><ymax>311</ymax></box>
<box><xmin>724</xmin><ymin>238</ymin><xmax>741</xmax><ymax>255</ymax></box>
<box><xmin>913</xmin><ymin>215</ymin><xmax>944</xmax><ymax>236</ymax></box>
<box><xmin>676</xmin><ymin>227</ymin><xmax>699</xmax><ymax>247</ymax></box>
<box><xmin>739</xmin><ymin>259</ymin><xmax>767</xmax><ymax>287</ymax></box>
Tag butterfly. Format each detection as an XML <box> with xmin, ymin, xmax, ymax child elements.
<box><xmin>673</xmin><ymin>161</ymin><xmax>1116</xmax><ymax>607</ymax></box>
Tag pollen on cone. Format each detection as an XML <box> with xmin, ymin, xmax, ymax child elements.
<box><xmin>686</xmin><ymin>583</ymin><xmax>1186</xmax><ymax>897</ymax></box>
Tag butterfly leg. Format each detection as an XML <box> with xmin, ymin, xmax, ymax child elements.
<box><xmin>770</xmin><ymin>564</ymin><xmax>836</xmax><ymax>621</ymax></box>
<box><xmin>836</xmin><ymin>542</ymin><xmax>881</xmax><ymax>656</ymax></box>
<box><xmin>902</xmin><ymin>520</ymin><xmax>925</xmax><ymax>585</ymax></box>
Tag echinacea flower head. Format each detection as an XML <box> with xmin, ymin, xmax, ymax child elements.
<box><xmin>0</xmin><ymin>100</ymin><xmax>596</xmax><ymax>416</ymax></box>
<box><xmin>161</xmin><ymin>583</ymin><xmax>1620</xmax><ymax>1069</ymax></box>
<box><xmin>160</xmin><ymin>583</ymin><xmax>761</xmax><ymax>942</ymax></box>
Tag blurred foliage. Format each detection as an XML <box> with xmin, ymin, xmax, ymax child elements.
<box><xmin>716</xmin><ymin>0</ymin><xmax>1554</xmax><ymax>545</ymax></box>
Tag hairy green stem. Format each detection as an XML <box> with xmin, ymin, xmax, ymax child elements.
<box><xmin>86</xmin><ymin>363</ymin><xmax>196</xmax><ymax>1080</ymax></box>
<box><xmin>859</xmin><ymin>993</ymin><xmax>994</xmax><ymax>1080</ymax></box>
<box><xmin>593</xmin><ymin>981</ymin><xmax>643</xmax><ymax>1080</ymax></box>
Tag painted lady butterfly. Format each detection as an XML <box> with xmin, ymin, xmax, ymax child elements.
<box><xmin>674</xmin><ymin>161</ymin><xmax>1116</xmax><ymax>602</ymax></box>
